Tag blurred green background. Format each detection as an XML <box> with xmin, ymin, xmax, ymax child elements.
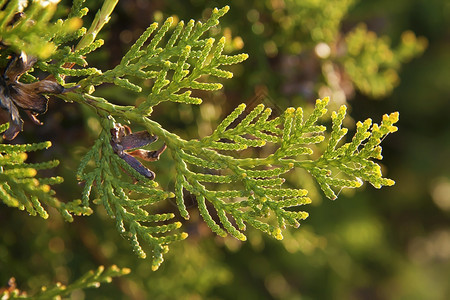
<box><xmin>1</xmin><ymin>0</ymin><xmax>450</xmax><ymax>299</ymax></box>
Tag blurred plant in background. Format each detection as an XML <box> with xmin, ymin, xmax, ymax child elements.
<box><xmin>1</xmin><ymin>0</ymin><xmax>449</xmax><ymax>299</ymax></box>
<box><xmin>155</xmin><ymin>0</ymin><xmax>427</xmax><ymax>106</ymax></box>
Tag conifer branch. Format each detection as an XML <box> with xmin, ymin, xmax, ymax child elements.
<box><xmin>0</xmin><ymin>125</ymin><xmax>92</xmax><ymax>221</ymax></box>
<box><xmin>77</xmin><ymin>119</ymin><xmax>187</xmax><ymax>271</ymax></box>
<box><xmin>0</xmin><ymin>2</ymin><xmax>401</xmax><ymax>274</ymax></box>
<box><xmin>0</xmin><ymin>0</ymin><xmax>82</xmax><ymax>59</ymax></box>
<box><xmin>0</xmin><ymin>265</ymin><xmax>130</xmax><ymax>299</ymax></box>
<box><xmin>166</xmin><ymin>97</ymin><xmax>397</xmax><ymax>240</ymax></box>
<box><xmin>79</xmin><ymin>6</ymin><xmax>248</xmax><ymax>114</ymax></box>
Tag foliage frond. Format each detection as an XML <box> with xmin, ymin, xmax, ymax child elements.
<box><xmin>0</xmin><ymin>0</ymin><xmax>82</xmax><ymax>59</ymax></box>
<box><xmin>0</xmin><ymin>133</ymin><xmax>92</xmax><ymax>221</ymax></box>
<box><xmin>170</xmin><ymin>97</ymin><xmax>397</xmax><ymax>239</ymax></box>
<box><xmin>0</xmin><ymin>265</ymin><xmax>130</xmax><ymax>299</ymax></box>
<box><xmin>79</xmin><ymin>5</ymin><xmax>248</xmax><ymax>113</ymax></box>
<box><xmin>77</xmin><ymin>125</ymin><xmax>187</xmax><ymax>270</ymax></box>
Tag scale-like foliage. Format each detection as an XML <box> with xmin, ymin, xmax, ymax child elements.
<box><xmin>0</xmin><ymin>123</ymin><xmax>91</xmax><ymax>221</ymax></box>
<box><xmin>0</xmin><ymin>2</ymin><xmax>399</xmax><ymax>273</ymax></box>
<box><xmin>62</xmin><ymin>6</ymin><xmax>250</xmax><ymax>269</ymax></box>
<box><xmin>0</xmin><ymin>265</ymin><xmax>129</xmax><ymax>299</ymax></box>
<box><xmin>0</xmin><ymin>0</ymin><xmax>82</xmax><ymax>59</ymax></box>
<box><xmin>77</xmin><ymin>119</ymin><xmax>187</xmax><ymax>271</ymax></box>
<box><xmin>36</xmin><ymin>0</ymin><xmax>115</xmax><ymax>83</ymax></box>
<box><xmin>172</xmin><ymin>97</ymin><xmax>397</xmax><ymax>240</ymax></box>
<box><xmin>80</xmin><ymin>6</ymin><xmax>248</xmax><ymax>112</ymax></box>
